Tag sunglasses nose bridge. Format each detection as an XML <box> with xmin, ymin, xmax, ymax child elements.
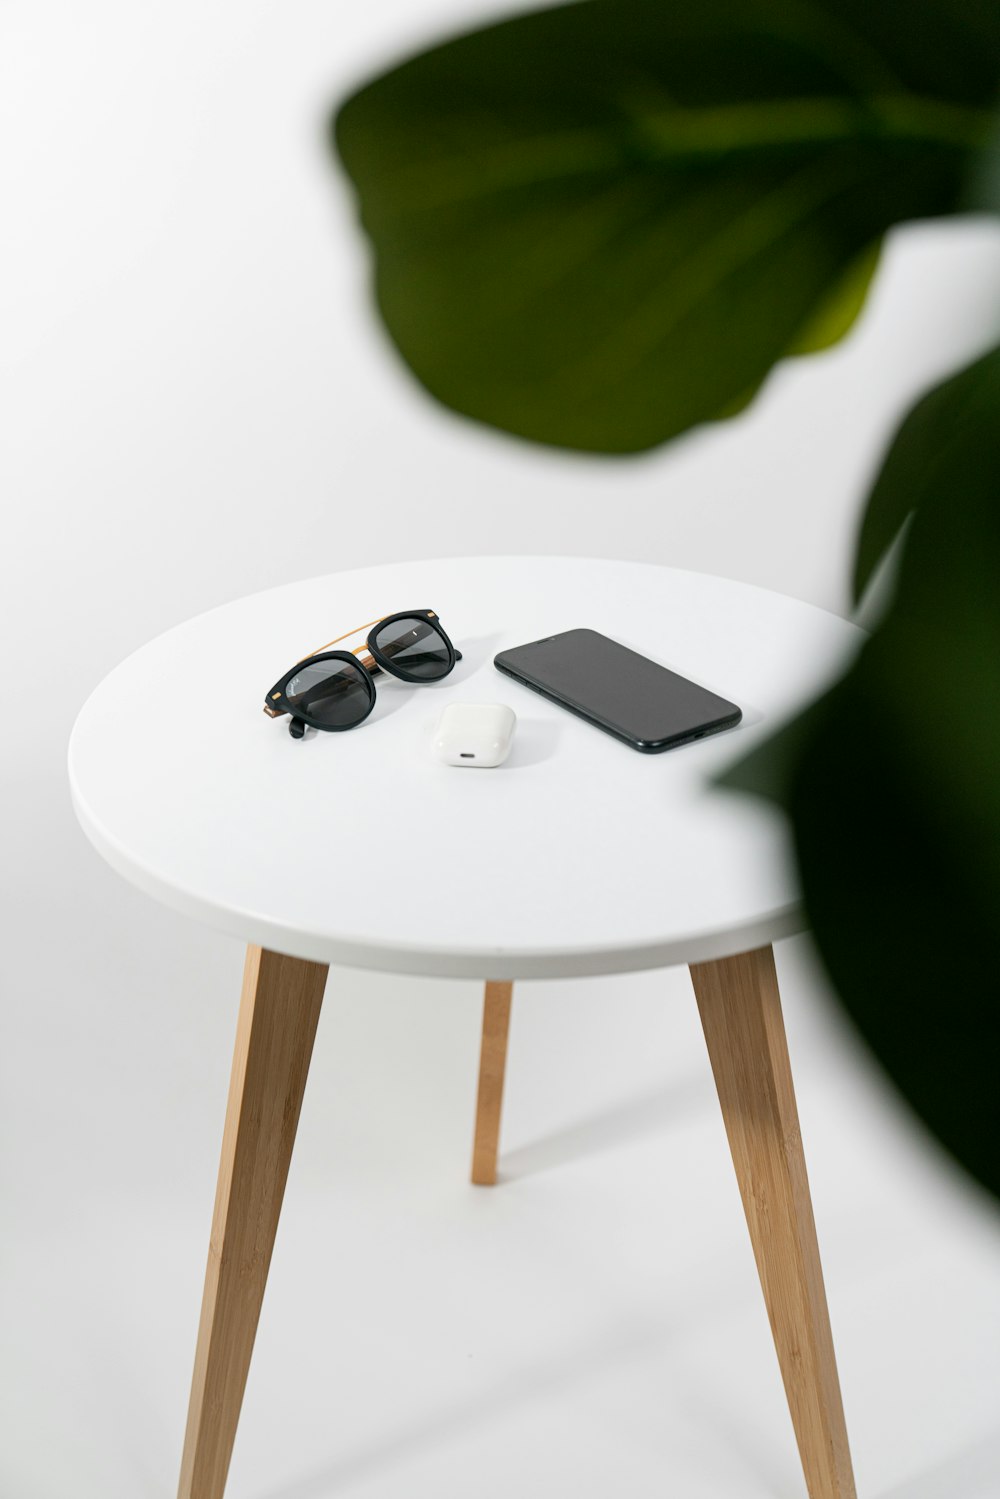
<box><xmin>351</xmin><ymin>645</ymin><xmax>381</xmax><ymax>675</ymax></box>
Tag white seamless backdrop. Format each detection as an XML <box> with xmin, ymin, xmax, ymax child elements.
<box><xmin>3</xmin><ymin>5</ymin><xmax>1000</xmax><ymax>1499</ymax></box>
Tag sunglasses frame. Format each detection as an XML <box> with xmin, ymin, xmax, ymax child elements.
<box><xmin>264</xmin><ymin>609</ymin><xmax>459</xmax><ymax>736</ymax></box>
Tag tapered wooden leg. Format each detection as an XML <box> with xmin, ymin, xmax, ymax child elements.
<box><xmin>471</xmin><ymin>981</ymin><xmax>513</xmax><ymax>1185</ymax></box>
<box><xmin>689</xmin><ymin>946</ymin><xmax>856</xmax><ymax>1499</ymax></box>
<box><xmin>177</xmin><ymin>946</ymin><xmax>328</xmax><ymax>1499</ymax></box>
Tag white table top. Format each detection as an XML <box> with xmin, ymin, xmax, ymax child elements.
<box><xmin>69</xmin><ymin>557</ymin><xmax>860</xmax><ymax>979</ymax></box>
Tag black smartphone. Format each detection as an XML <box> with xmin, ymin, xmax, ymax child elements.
<box><xmin>494</xmin><ymin>628</ymin><xmax>741</xmax><ymax>753</ymax></box>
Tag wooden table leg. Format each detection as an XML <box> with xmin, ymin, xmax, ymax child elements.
<box><xmin>177</xmin><ymin>946</ymin><xmax>328</xmax><ymax>1499</ymax></box>
<box><xmin>471</xmin><ymin>980</ymin><xmax>513</xmax><ymax>1186</ymax></box>
<box><xmin>689</xmin><ymin>946</ymin><xmax>856</xmax><ymax>1499</ymax></box>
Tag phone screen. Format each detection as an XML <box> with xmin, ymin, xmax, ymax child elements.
<box><xmin>494</xmin><ymin>628</ymin><xmax>741</xmax><ymax>753</ymax></box>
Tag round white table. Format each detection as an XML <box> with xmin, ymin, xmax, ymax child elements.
<box><xmin>69</xmin><ymin>557</ymin><xmax>863</xmax><ymax>1499</ymax></box>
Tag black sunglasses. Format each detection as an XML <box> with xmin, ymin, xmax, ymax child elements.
<box><xmin>264</xmin><ymin>609</ymin><xmax>461</xmax><ymax>738</ymax></box>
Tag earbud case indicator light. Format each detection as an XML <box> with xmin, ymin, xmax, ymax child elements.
<box><xmin>434</xmin><ymin>703</ymin><xmax>516</xmax><ymax>767</ymax></box>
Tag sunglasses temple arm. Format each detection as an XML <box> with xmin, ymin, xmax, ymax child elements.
<box><xmin>355</xmin><ymin>647</ymin><xmax>461</xmax><ymax>675</ymax></box>
<box><xmin>363</xmin><ymin>647</ymin><xmax>461</xmax><ymax>669</ymax></box>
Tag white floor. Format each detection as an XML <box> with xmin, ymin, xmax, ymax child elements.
<box><xmin>4</xmin><ymin>869</ymin><xmax>999</xmax><ymax>1499</ymax></box>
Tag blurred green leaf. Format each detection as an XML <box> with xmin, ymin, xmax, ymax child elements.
<box><xmin>784</xmin><ymin>240</ymin><xmax>881</xmax><ymax>355</ymax></box>
<box><xmin>853</xmin><ymin>344</ymin><xmax>1000</xmax><ymax>602</ymax></box>
<box><xmin>727</xmin><ymin>350</ymin><xmax>1000</xmax><ymax>1198</ymax></box>
<box><xmin>966</xmin><ymin>108</ymin><xmax>1000</xmax><ymax>211</ymax></box>
<box><xmin>720</xmin><ymin>694</ymin><xmax>830</xmax><ymax>803</ymax></box>
<box><xmin>334</xmin><ymin>0</ymin><xmax>1000</xmax><ymax>452</ymax></box>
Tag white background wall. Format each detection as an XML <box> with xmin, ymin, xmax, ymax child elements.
<box><xmin>3</xmin><ymin>4</ymin><xmax>1000</xmax><ymax>1498</ymax></box>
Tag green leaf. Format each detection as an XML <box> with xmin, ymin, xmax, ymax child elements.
<box><xmin>726</xmin><ymin>352</ymin><xmax>1000</xmax><ymax>1199</ymax></box>
<box><xmin>784</xmin><ymin>240</ymin><xmax>881</xmax><ymax>355</ymax></box>
<box><xmin>853</xmin><ymin>343</ymin><xmax>1000</xmax><ymax>603</ymax></box>
<box><xmin>966</xmin><ymin>108</ymin><xmax>1000</xmax><ymax>211</ymax></box>
<box><xmin>334</xmin><ymin>0</ymin><xmax>1000</xmax><ymax>453</ymax></box>
<box><xmin>719</xmin><ymin>693</ymin><xmax>831</xmax><ymax>802</ymax></box>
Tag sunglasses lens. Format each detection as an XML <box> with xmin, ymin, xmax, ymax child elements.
<box><xmin>285</xmin><ymin>658</ymin><xmax>372</xmax><ymax>728</ymax></box>
<box><xmin>372</xmin><ymin>616</ymin><xmax>452</xmax><ymax>679</ymax></box>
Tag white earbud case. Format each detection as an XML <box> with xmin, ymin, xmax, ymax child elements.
<box><xmin>434</xmin><ymin>703</ymin><xmax>516</xmax><ymax>768</ymax></box>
